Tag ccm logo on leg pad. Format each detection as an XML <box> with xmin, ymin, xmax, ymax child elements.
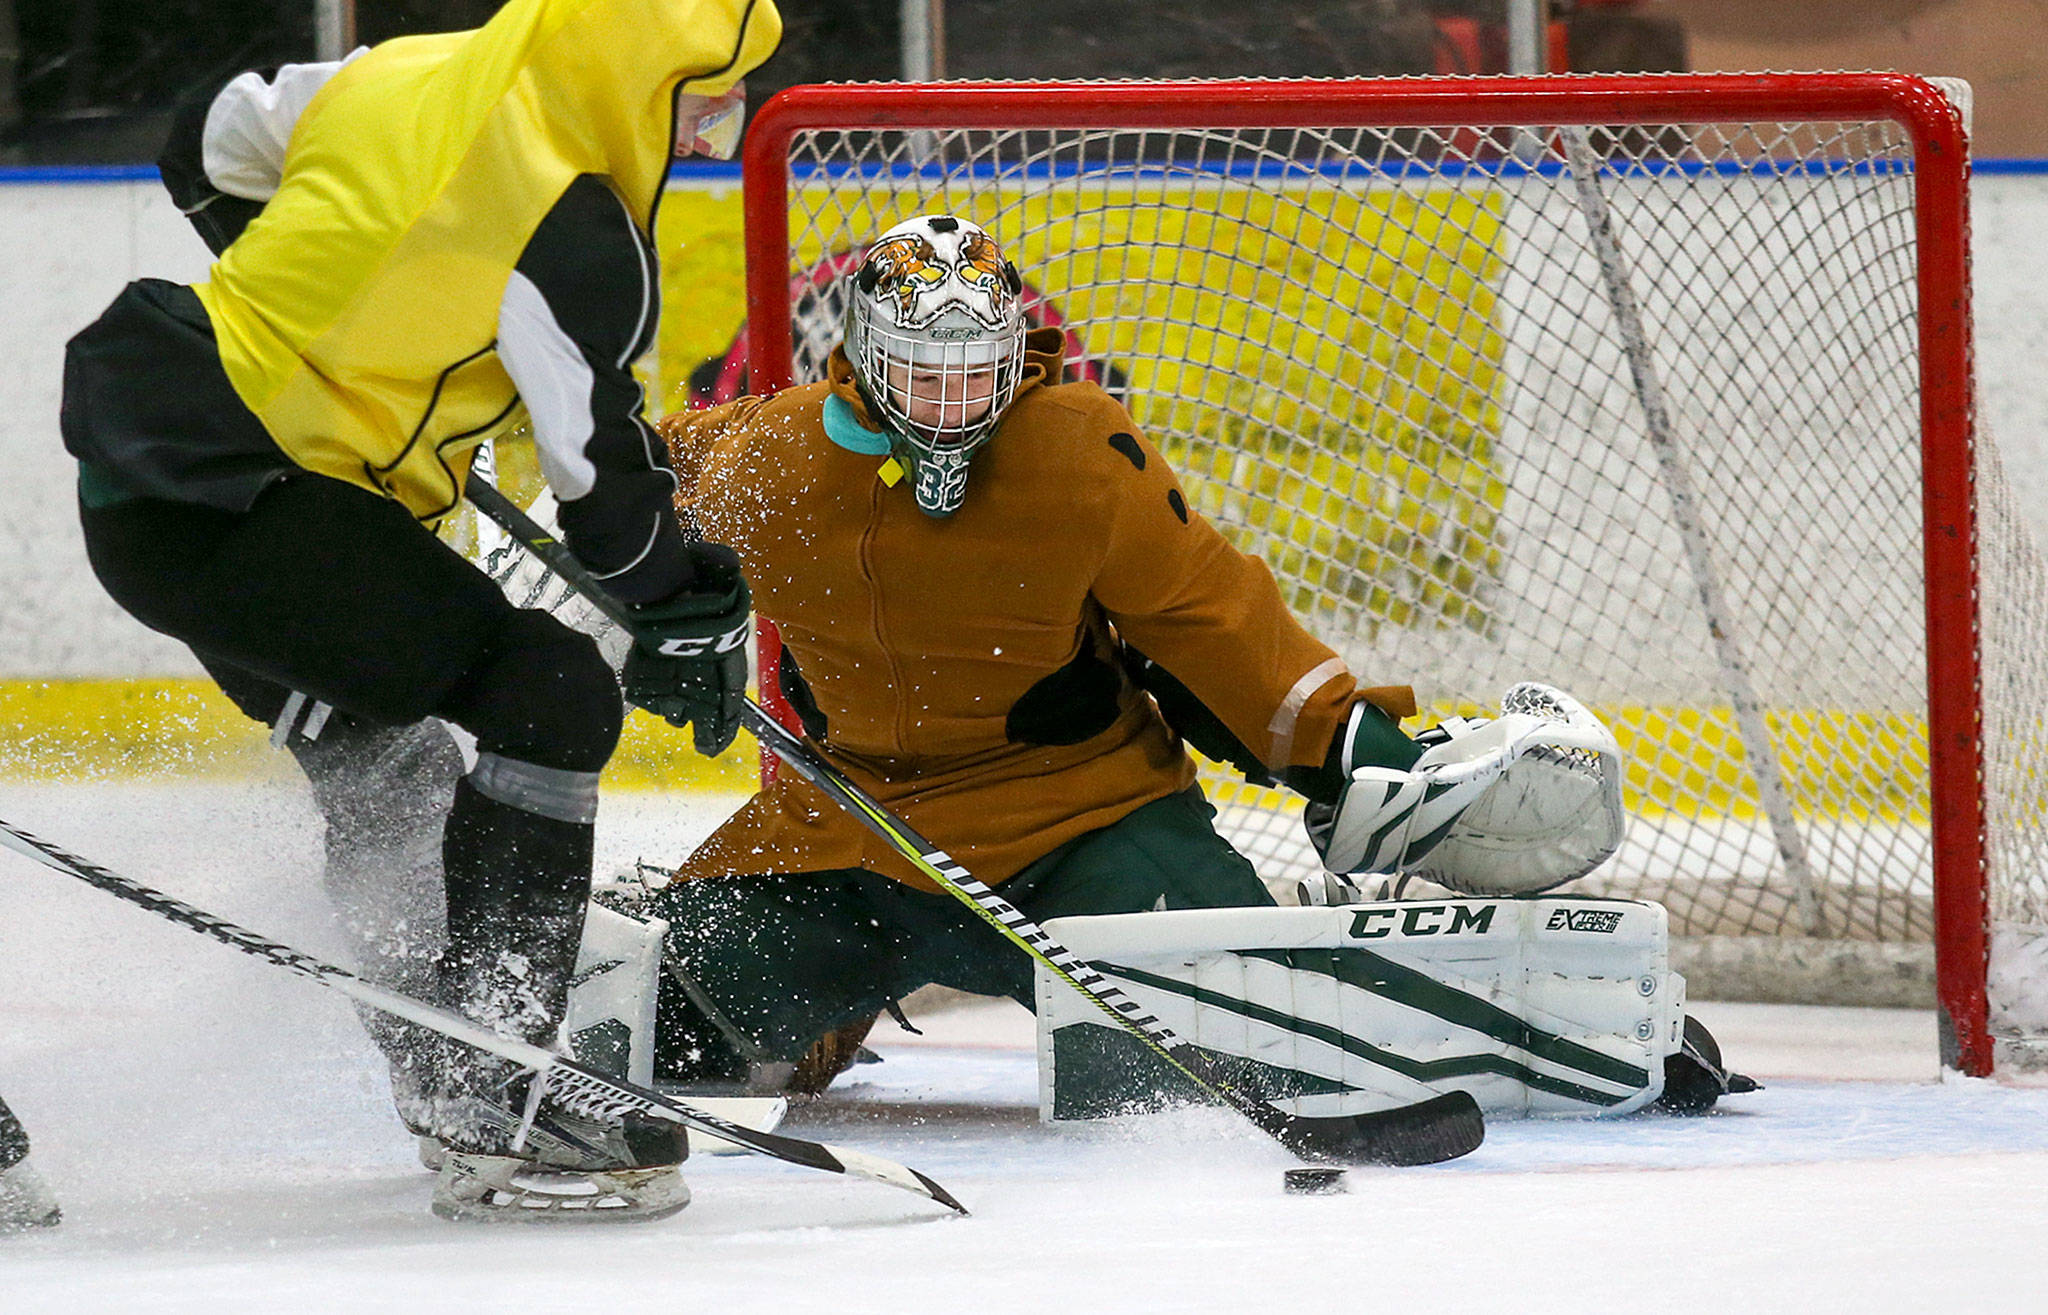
<box><xmin>1346</xmin><ymin>903</ymin><xmax>1497</xmax><ymax>939</ymax></box>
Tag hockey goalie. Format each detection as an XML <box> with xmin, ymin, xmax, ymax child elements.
<box><xmin>545</xmin><ymin>213</ymin><xmax>1751</xmax><ymax>1125</ymax></box>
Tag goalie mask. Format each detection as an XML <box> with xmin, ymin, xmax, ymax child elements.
<box><xmin>845</xmin><ymin>215</ymin><xmax>1027</xmax><ymax>517</ymax></box>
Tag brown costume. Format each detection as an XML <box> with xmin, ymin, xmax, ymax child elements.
<box><xmin>659</xmin><ymin>328</ymin><xmax>1415</xmax><ymax>892</ymax></box>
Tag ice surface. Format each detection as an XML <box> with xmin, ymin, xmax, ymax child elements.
<box><xmin>3</xmin><ymin>782</ymin><xmax>2045</xmax><ymax>1312</ymax></box>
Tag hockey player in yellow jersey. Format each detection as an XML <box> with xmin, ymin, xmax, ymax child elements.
<box><xmin>639</xmin><ymin>214</ymin><xmax>1524</xmax><ymax>1092</ymax></box>
<box><xmin>60</xmin><ymin>0</ymin><xmax>781</xmax><ymax>1220</ymax></box>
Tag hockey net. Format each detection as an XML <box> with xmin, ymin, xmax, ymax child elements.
<box><xmin>739</xmin><ymin>75</ymin><xmax>2048</xmax><ymax>1077</ymax></box>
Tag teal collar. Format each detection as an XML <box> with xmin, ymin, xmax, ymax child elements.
<box><xmin>822</xmin><ymin>393</ymin><xmax>897</xmax><ymax>456</ymax></box>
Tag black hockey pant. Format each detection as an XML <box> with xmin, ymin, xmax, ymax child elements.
<box><xmin>77</xmin><ymin>473</ymin><xmax>624</xmax><ymax>1059</ymax></box>
<box><xmin>648</xmin><ymin>785</ymin><xmax>1274</xmax><ymax>1086</ymax></box>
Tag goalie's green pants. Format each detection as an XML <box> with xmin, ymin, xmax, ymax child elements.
<box><xmin>647</xmin><ymin>786</ymin><xmax>1272</xmax><ymax>1084</ymax></box>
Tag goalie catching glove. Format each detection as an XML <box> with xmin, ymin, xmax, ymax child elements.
<box><xmin>619</xmin><ymin>543</ymin><xmax>751</xmax><ymax>756</ymax></box>
<box><xmin>1305</xmin><ymin>682</ymin><xmax>1625</xmax><ymax>896</ymax></box>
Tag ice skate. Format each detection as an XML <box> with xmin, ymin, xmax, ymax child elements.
<box><xmin>0</xmin><ymin>1161</ymin><xmax>60</xmax><ymax>1234</ymax></box>
<box><xmin>423</xmin><ymin>1055</ymin><xmax>691</xmax><ymax>1223</ymax></box>
<box><xmin>433</xmin><ymin>1153</ymin><xmax>689</xmax><ymax>1224</ymax></box>
<box><xmin>429</xmin><ymin>1107</ymin><xmax>691</xmax><ymax>1223</ymax></box>
<box><xmin>0</xmin><ymin>1100</ymin><xmax>59</xmax><ymax>1233</ymax></box>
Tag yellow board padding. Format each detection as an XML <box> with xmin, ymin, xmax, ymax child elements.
<box><xmin>0</xmin><ymin>680</ymin><xmax>757</xmax><ymax>792</ymax></box>
<box><xmin>3</xmin><ymin>679</ymin><xmax>1933</xmax><ymax>824</ymax></box>
<box><xmin>651</xmin><ymin>181</ymin><xmax>750</xmax><ymax>412</ymax></box>
<box><xmin>0</xmin><ymin>679</ymin><xmax>290</xmax><ymax>782</ymax></box>
<box><xmin>1610</xmin><ymin>702</ymin><xmax>1929</xmax><ymax>827</ymax></box>
<box><xmin>1205</xmin><ymin>700</ymin><xmax>1932</xmax><ymax>827</ymax></box>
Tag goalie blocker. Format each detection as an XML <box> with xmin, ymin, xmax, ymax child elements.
<box><xmin>1034</xmin><ymin>897</ymin><xmax>1754</xmax><ymax>1123</ymax></box>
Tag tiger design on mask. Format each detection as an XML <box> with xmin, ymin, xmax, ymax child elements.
<box><xmin>862</xmin><ymin>234</ymin><xmax>948</xmax><ymax>320</ymax></box>
<box><xmin>860</xmin><ymin>228</ymin><xmax>1019</xmax><ymax>331</ymax></box>
<box><xmin>958</xmin><ymin>230</ymin><xmax>1016</xmax><ymax>306</ymax></box>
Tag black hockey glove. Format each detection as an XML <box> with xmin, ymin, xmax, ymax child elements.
<box><xmin>619</xmin><ymin>544</ymin><xmax>752</xmax><ymax>756</ymax></box>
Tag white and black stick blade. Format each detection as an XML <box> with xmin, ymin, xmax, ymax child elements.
<box><xmin>832</xmin><ymin>1148</ymin><xmax>969</xmax><ymax>1216</ymax></box>
<box><xmin>1280</xmin><ymin>1090</ymin><xmax>1485</xmax><ymax>1167</ymax></box>
<box><xmin>544</xmin><ymin>1064</ymin><xmax>969</xmax><ymax>1216</ymax></box>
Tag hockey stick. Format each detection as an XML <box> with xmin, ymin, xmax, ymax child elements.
<box><xmin>0</xmin><ymin>818</ymin><xmax>965</xmax><ymax>1215</ymax></box>
<box><xmin>468</xmin><ymin>477</ymin><xmax>1483</xmax><ymax>1167</ymax></box>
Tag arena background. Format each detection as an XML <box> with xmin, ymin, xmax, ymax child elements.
<box><xmin>2</xmin><ymin>0</ymin><xmax>2045</xmax><ymax>804</ymax></box>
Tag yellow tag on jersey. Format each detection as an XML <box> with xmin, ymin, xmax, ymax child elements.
<box><xmin>878</xmin><ymin>457</ymin><xmax>905</xmax><ymax>487</ymax></box>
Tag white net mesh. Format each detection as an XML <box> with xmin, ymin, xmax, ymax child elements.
<box><xmin>756</xmin><ymin>83</ymin><xmax>2048</xmax><ymax>1054</ymax></box>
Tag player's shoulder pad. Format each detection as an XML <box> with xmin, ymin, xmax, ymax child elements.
<box><xmin>1013</xmin><ymin>380</ymin><xmax>1156</xmax><ymax>471</ymax></box>
<box><xmin>1019</xmin><ymin>373</ymin><xmax>1124</xmax><ymax>422</ymax></box>
<box><xmin>658</xmin><ymin>381</ymin><xmax>824</xmax><ymax>441</ymax></box>
<box><xmin>1010</xmin><ymin>379</ymin><xmax>1193</xmax><ymax>525</ymax></box>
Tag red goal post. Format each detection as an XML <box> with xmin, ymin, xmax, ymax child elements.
<box><xmin>735</xmin><ymin>74</ymin><xmax>2035</xmax><ymax>1077</ymax></box>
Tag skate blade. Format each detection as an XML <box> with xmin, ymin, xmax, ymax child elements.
<box><xmin>431</xmin><ymin>1155</ymin><xmax>689</xmax><ymax>1224</ymax></box>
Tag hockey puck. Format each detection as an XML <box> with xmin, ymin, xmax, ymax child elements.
<box><xmin>1282</xmin><ymin>1167</ymin><xmax>1348</xmax><ymax>1196</ymax></box>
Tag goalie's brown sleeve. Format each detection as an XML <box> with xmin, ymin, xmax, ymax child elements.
<box><xmin>1083</xmin><ymin>395</ymin><xmax>1415</xmax><ymax>768</ymax></box>
<box><xmin>656</xmin><ymin>329</ymin><xmax>1414</xmax><ymax>891</ymax></box>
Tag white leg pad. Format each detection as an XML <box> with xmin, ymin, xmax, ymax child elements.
<box><xmin>562</xmin><ymin>899</ymin><xmax>791</xmax><ymax>1153</ymax></box>
<box><xmin>1036</xmin><ymin>898</ymin><xmax>1684</xmax><ymax>1121</ymax></box>
<box><xmin>566</xmin><ymin>903</ymin><xmax>668</xmax><ymax>1088</ymax></box>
